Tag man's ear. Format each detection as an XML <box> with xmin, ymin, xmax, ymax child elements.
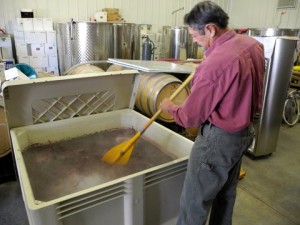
<box><xmin>205</xmin><ymin>24</ymin><xmax>217</xmax><ymax>37</ymax></box>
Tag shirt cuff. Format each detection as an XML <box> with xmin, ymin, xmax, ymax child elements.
<box><xmin>168</xmin><ymin>105</ymin><xmax>178</xmax><ymax>115</ymax></box>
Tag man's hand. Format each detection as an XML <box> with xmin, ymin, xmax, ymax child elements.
<box><xmin>160</xmin><ymin>98</ymin><xmax>174</xmax><ymax>113</ymax></box>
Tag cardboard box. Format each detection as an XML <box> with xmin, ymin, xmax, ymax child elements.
<box><xmin>48</xmin><ymin>55</ymin><xmax>58</xmax><ymax>67</ymax></box>
<box><xmin>46</xmin><ymin>67</ymin><xmax>59</xmax><ymax>75</ymax></box>
<box><xmin>16</xmin><ymin>18</ymin><xmax>24</xmax><ymax>31</ymax></box>
<box><xmin>14</xmin><ymin>31</ymin><xmax>25</xmax><ymax>43</ymax></box>
<box><xmin>33</xmin><ymin>67</ymin><xmax>46</xmax><ymax>73</ymax></box>
<box><xmin>29</xmin><ymin>56</ymin><xmax>48</xmax><ymax>67</ymax></box>
<box><xmin>44</xmin><ymin>43</ymin><xmax>57</xmax><ymax>56</ymax></box>
<box><xmin>24</xmin><ymin>31</ymin><xmax>36</xmax><ymax>43</ymax></box>
<box><xmin>108</xmin><ymin>14</ymin><xmax>121</xmax><ymax>21</ymax></box>
<box><xmin>102</xmin><ymin>8</ymin><xmax>119</xmax><ymax>15</ymax></box>
<box><xmin>17</xmin><ymin>56</ymin><xmax>30</xmax><ymax>64</ymax></box>
<box><xmin>94</xmin><ymin>12</ymin><xmax>107</xmax><ymax>22</ymax></box>
<box><xmin>43</xmin><ymin>18</ymin><xmax>53</xmax><ymax>31</ymax></box>
<box><xmin>22</xmin><ymin>18</ymin><xmax>34</xmax><ymax>31</ymax></box>
<box><xmin>31</xmin><ymin>44</ymin><xmax>45</xmax><ymax>56</ymax></box>
<box><xmin>24</xmin><ymin>31</ymin><xmax>47</xmax><ymax>44</ymax></box>
<box><xmin>33</xmin><ymin>18</ymin><xmax>44</xmax><ymax>31</ymax></box>
<box><xmin>35</xmin><ymin>31</ymin><xmax>47</xmax><ymax>43</ymax></box>
<box><xmin>46</xmin><ymin>31</ymin><xmax>56</xmax><ymax>44</ymax></box>
<box><xmin>15</xmin><ymin>43</ymin><xmax>29</xmax><ymax>56</ymax></box>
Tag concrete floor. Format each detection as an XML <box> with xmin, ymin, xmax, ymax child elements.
<box><xmin>234</xmin><ymin>123</ymin><xmax>300</xmax><ymax>225</ymax></box>
<box><xmin>0</xmin><ymin>123</ymin><xmax>299</xmax><ymax>225</ymax></box>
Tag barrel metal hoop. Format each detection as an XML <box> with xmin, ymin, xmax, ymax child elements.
<box><xmin>138</xmin><ymin>74</ymin><xmax>154</xmax><ymax>115</ymax></box>
<box><xmin>152</xmin><ymin>79</ymin><xmax>181</xmax><ymax>113</ymax></box>
<box><xmin>147</xmin><ymin>75</ymin><xmax>175</xmax><ymax>114</ymax></box>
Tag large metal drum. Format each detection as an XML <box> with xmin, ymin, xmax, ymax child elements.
<box><xmin>245</xmin><ymin>28</ymin><xmax>299</xmax><ymax>157</ymax></box>
<box><xmin>161</xmin><ymin>26</ymin><xmax>199</xmax><ymax>60</ymax></box>
<box><xmin>56</xmin><ymin>22</ymin><xmax>140</xmax><ymax>74</ymax></box>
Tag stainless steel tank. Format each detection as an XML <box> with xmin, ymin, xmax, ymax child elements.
<box><xmin>161</xmin><ymin>26</ymin><xmax>199</xmax><ymax>60</ymax></box>
<box><xmin>246</xmin><ymin>28</ymin><xmax>300</xmax><ymax>157</ymax></box>
<box><xmin>56</xmin><ymin>21</ymin><xmax>140</xmax><ymax>74</ymax></box>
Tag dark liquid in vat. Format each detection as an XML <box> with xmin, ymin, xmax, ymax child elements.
<box><xmin>23</xmin><ymin>128</ymin><xmax>176</xmax><ymax>201</ymax></box>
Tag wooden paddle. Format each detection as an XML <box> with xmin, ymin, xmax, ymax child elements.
<box><xmin>101</xmin><ymin>71</ymin><xmax>195</xmax><ymax>165</ymax></box>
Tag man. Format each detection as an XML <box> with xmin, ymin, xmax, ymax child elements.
<box><xmin>159</xmin><ymin>1</ymin><xmax>265</xmax><ymax>225</ymax></box>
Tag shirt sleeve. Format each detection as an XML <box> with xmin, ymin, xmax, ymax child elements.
<box><xmin>168</xmin><ymin>67</ymin><xmax>218</xmax><ymax>128</ymax></box>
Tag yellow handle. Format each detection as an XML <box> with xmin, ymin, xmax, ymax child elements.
<box><xmin>293</xmin><ymin>66</ymin><xmax>300</xmax><ymax>71</ymax></box>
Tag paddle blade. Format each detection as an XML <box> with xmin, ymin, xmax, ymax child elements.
<box><xmin>101</xmin><ymin>132</ymin><xmax>141</xmax><ymax>165</ymax></box>
<box><xmin>116</xmin><ymin>144</ymin><xmax>135</xmax><ymax>165</ymax></box>
<box><xmin>101</xmin><ymin>141</ymin><xmax>132</xmax><ymax>164</ymax></box>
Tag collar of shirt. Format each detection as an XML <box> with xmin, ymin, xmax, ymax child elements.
<box><xmin>205</xmin><ymin>29</ymin><xmax>236</xmax><ymax>57</ymax></box>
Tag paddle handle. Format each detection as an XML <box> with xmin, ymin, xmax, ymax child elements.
<box><xmin>141</xmin><ymin>71</ymin><xmax>195</xmax><ymax>133</ymax></box>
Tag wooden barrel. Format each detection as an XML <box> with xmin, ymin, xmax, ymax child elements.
<box><xmin>0</xmin><ymin>106</ymin><xmax>11</xmax><ymax>157</ymax></box>
<box><xmin>67</xmin><ymin>64</ymin><xmax>104</xmax><ymax>75</ymax></box>
<box><xmin>135</xmin><ymin>73</ymin><xmax>190</xmax><ymax>123</ymax></box>
<box><xmin>106</xmin><ymin>64</ymin><xmax>127</xmax><ymax>72</ymax></box>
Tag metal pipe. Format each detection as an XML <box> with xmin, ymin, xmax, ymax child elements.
<box><xmin>172</xmin><ymin>7</ymin><xmax>184</xmax><ymax>27</ymax></box>
<box><xmin>172</xmin><ymin>7</ymin><xmax>184</xmax><ymax>14</ymax></box>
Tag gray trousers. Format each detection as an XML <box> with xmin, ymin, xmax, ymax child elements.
<box><xmin>177</xmin><ymin>123</ymin><xmax>254</xmax><ymax>225</ymax></box>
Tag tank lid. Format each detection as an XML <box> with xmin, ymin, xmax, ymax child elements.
<box><xmin>108</xmin><ymin>59</ymin><xmax>194</xmax><ymax>74</ymax></box>
<box><xmin>246</xmin><ymin>28</ymin><xmax>300</xmax><ymax>37</ymax></box>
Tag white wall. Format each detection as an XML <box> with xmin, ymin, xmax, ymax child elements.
<box><xmin>1</xmin><ymin>0</ymin><xmax>228</xmax><ymax>33</ymax></box>
<box><xmin>229</xmin><ymin>0</ymin><xmax>300</xmax><ymax>28</ymax></box>
<box><xmin>0</xmin><ymin>0</ymin><xmax>299</xmax><ymax>33</ymax></box>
